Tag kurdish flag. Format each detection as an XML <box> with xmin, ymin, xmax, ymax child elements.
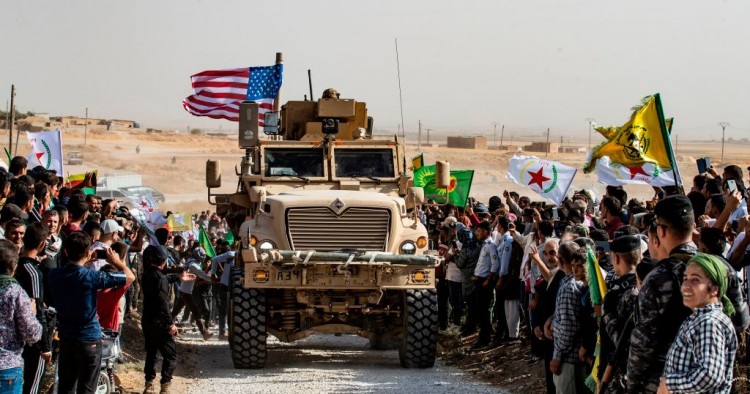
<box><xmin>26</xmin><ymin>130</ymin><xmax>64</xmax><ymax>175</ymax></box>
<box><xmin>595</xmin><ymin>156</ymin><xmax>676</xmax><ymax>187</ymax></box>
<box><xmin>167</xmin><ymin>213</ymin><xmax>194</xmax><ymax>232</ymax></box>
<box><xmin>413</xmin><ymin>164</ymin><xmax>474</xmax><ymax>207</ymax></box>
<box><xmin>64</xmin><ymin>172</ymin><xmax>97</xmax><ymax>195</ymax></box>
<box><xmin>506</xmin><ymin>155</ymin><xmax>576</xmax><ymax>206</ymax></box>
<box><xmin>199</xmin><ymin>226</ymin><xmax>216</xmax><ymax>259</ymax></box>
<box><xmin>584</xmin><ymin>94</ymin><xmax>674</xmax><ymax>173</ymax></box>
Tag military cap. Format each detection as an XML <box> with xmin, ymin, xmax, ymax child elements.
<box><xmin>654</xmin><ymin>195</ymin><xmax>693</xmax><ymax>225</ymax></box>
<box><xmin>611</xmin><ymin>235</ymin><xmax>641</xmax><ymax>253</ymax></box>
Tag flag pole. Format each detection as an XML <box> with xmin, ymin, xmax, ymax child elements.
<box><xmin>273</xmin><ymin>53</ymin><xmax>283</xmax><ymax>111</ymax></box>
<box><xmin>654</xmin><ymin>94</ymin><xmax>682</xmax><ymax>192</ymax></box>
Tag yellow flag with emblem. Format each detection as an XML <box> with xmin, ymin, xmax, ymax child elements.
<box><xmin>584</xmin><ymin>94</ymin><xmax>672</xmax><ymax>173</ymax></box>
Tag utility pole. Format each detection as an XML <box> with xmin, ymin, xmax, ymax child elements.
<box><xmin>585</xmin><ymin>117</ymin><xmax>595</xmax><ymax>150</ymax></box>
<box><xmin>545</xmin><ymin>128</ymin><xmax>550</xmax><ymax>158</ymax></box>
<box><xmin>492</xmin><ymin>122</ymin><xmax>499</xmax><ymax>149</ymax></box>
<box><xmin>425</xmin><ymin>128</ymin><xmax>432</xmax><ymax>146</ymax></box>
<box><xmin>719</xmin><ymin>122</ymin><xmax>729</xmax><ymax>164</ymax></box>
<box><xmin>84</xmin><ymin>107</ymin><xmax>88</xmax><ymax>145</ymax></box>
<box><xmin>9</xmin><ymin>85</ymin><xmax>15</xmax><ymax>157</ymax></box>
<box><xmin>500</xmin><ymin>125</ymin><xmax>505</xmax><ymax>148</ymax></box>
<box><xmin>417</xmin><ymin>120</ymin><xmax>422</xmax><ymax>151</ymax></box>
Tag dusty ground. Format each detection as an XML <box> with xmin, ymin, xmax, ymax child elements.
<box><xmin>115</xmin><ymin>317</ymin><xmax>501</xmax><ymax>394</ymax></box>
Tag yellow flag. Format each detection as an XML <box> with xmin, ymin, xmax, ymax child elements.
<box><xmin>167</xmin><ymin>212</ymin><xmax>194</xmax><ymax>232</ymax></box>
<box><xmin>584</xmin><ymin>95</ymin><xmax>672</xmax><ymax>173</ymax></box>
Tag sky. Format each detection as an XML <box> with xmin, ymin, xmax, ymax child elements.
<box><xmin>2</xmin><ymin>0</ymin><xmax>749</xmax><ymax>140</ymax></box>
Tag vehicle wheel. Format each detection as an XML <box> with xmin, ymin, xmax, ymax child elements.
<box><xmin>230</xmin><ymin>268</ymin><xmax>267</xmax><ymax>369</ymax></box>
<box><xmin>95</xmin><ymin>371</ymin><xmax>110</xmax><ymax>394</ymax></box>
<box><xmin>398</xmin><ymin>289</ymin><xmax>438</xmax><ymax>368</ymax></box>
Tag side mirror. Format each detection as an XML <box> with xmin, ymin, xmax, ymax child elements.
<box><xmin>206</xmin><ymin>160</ymin><xmax>221</xmax><ymax>188</ymax></box>
<box><xmin>435</xmin><ymin>160</ymin><xmax>450</xmax><ymax>189</ymax></box>
<box><xmin>407</xmin><ymin>187</ymin><xmax>425</xmax><ymax>205</ymax></box>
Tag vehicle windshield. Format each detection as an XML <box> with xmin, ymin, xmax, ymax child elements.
<box><xmin>335</xmin><ymin>148</ymin><xmax>395</xmax><ymax>178</ymax></box>
<box><xmin>264</xmin><ymin>148</ymin><xmax>325</xmax><ymax>177</ymax></box>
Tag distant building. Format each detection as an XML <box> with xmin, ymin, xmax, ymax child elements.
<box><xmin>446</xmin><ymin>136</ymin><xmax>487</xmax><ymax>150</ymax></box>
<box><xmin>524</xmin><ymin>142</ymin><xmax>560</xmax><ymax>153</ymax></box>
<box><xmin>558</xmin><ymin>146</ymin><xmax>587</xmax><ymax>154</ymax></box>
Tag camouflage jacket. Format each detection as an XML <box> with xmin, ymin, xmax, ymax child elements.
<box><xmin>626</xmin><ymin>243</ymin><xmax>695</xmax><ymax>393</ymax></box>
<box><xmin>603</xmin><ymin>272</ymin><xmax>637</xmax><ymax>347</ymax></box>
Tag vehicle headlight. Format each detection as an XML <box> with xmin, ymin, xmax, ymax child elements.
<box><xmin>400</xmin><ymin>241</ymin><xmax>417</xmax><ymax>255</ymax></box>
<box><xmin>258</xmin><ymin>240</ymin><xmax>275</xmax><ymax>251</ymax></box>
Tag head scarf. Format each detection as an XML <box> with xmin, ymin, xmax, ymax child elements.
<box><xmin>689</xmin><ymin>253</ymin><xmax>735</xmax><ymax>316</ymax></box>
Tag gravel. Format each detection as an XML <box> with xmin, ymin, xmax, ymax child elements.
<box><xmin>179</xmin><ymin>332</ymin><xmax>504</xmax><ymax>393</ymax></box>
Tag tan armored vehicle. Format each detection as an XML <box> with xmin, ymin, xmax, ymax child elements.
<box><xmin>206</xmin><ymin>75</ymin><xmax>445</xmax><ymax>369</ymax></box>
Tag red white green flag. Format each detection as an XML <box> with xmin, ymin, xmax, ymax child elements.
<box><xmin>506</xmin><ymin>155</ymin><xmax>577</xmax><ymax>206</ymax></box>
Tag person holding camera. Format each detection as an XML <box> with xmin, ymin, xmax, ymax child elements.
<box><xmin>48</xmin><ymin>232</ymin><xmax>135</xmax><ymax>394</ymax></box>
<box><xmin>87</xmin><ymin>219</ymin><xmax>123</xmax><ymax>271</ymax></box>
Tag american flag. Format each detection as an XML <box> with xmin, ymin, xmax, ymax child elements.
<box><xmin>182</xmin><ymin>64</ymin><xmax>283</xmax><ymax>124</ymax></box>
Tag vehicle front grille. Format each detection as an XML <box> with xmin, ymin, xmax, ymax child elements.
<box><xmin>286</xmin><ymin>207</ymin><xmax>391</xmax><ymax>251</ymax></box>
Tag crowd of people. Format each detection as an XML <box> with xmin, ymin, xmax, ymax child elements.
<box><xmin>0</xmin><ymin>156</ymin><xmax>236</xmax><ymax>394</ymax></box>
<box><xmin>1</xmin><ymin>150</ymin><xmax>749</xmax><ymax>394</ymax></box>
<box><xmin>425</xmin><ymin>163</ymin><xmax>750</xmax><ymax>393</ymax></box>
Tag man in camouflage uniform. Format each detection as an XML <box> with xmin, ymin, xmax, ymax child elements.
<box><xmin>626</xmin><ymin>195</ymin><xmax>695</xmax><ymax>393</ymax></box>
<box><xmin>599</xmin><ymin>235</ymin><xmax>641</xmax><ymax>393</ymax></box>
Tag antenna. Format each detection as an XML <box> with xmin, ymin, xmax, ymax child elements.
<box><xmin>308</xmin><ymin>69</ymin><xmax>314</xmax><ymax>101</ymax></box>
<box><xmin>395</xmin><ymin>38</ymin><xmax>406</xmax><ymax>139</ymax></box>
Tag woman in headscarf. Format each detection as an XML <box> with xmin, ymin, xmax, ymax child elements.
<box><xmin>657</xmin><ymin>253</ymin><xmax>737</xmax><ymax>394</ymax></box>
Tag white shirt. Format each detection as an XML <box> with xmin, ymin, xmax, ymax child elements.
<box><xmin>210</xmin><ymin>251</ymin><xmax>236</xmax><ymax>286</ymax></box>
<box><xmin>179</xmin><ymin>260</ymin><xmax>212</xmax><ymax>294</ymax></box>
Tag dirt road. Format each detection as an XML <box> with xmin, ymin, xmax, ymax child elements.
<box><xmin>174</xmin><ymin>332</ymin><xmax>502</xmax><ymax>394</ymax></box>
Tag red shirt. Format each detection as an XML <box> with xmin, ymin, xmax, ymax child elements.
<box><xmin>97</xmin><ymin>283</ymin><xmax>130</xmax><ymax>332</ymax></box>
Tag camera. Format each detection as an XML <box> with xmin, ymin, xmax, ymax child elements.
<box><xmin>321</xmin><ymin>118</ymin><xmax>340</xmax><ymax>135</ymax></box>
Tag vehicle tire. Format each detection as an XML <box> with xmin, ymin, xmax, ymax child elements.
<box><xmin>398</xmin><ymin>289</ymin><xmax>438</xmax><ymax>368</ymax></box>
<box><xmin>95</xmin><ymin>371</ymin><xmax>110</xmax><ymax>394</ymax></box>
<box><xmin>230</xmin><ymin>268</ymin><xmax>267</xmax><ymax>369</ymax></box>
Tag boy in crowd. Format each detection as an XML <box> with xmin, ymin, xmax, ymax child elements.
<box><xmin>141</xmin><ymin>245</ymin><xmax>194</xmax><ymax>394</ymax></box>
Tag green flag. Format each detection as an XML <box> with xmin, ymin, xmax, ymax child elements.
<box><xmin>199</xmin><ymin>226</ymin><xmax>216</xmax><ymax>258</ymax></box>
<box><xmin>413</xmin><ymin>164</ymin><xmax>474</xmax><ymax>206</ymax></box>
<box><xmin>225</xmin><ymin>231</ymin><xmax>235</xmax><ymax>247</ymax></box>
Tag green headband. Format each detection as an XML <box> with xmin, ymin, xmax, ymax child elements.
<box><xmin>689</xmin><ymin>253</ymin><xmax>735</xmax><ymax>316</ymax></box>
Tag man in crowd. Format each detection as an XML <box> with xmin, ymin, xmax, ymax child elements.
<box><xmin>48</xmin><ymin>232</ymin><xmax>135</xmax><ymax>394</ymax></box>
<box><xmin>141</xmin><ymin>245</ymin><xmax>194</xmax><ymax>394</ymax></box>
<box><xmin>627</xmin><ymin>195</ymin><xmax>695</xmax><ymax>393</ymax></box>
<box><xmin>5</xmin><ymin>220</ymin><xmax>26</xmax><ymax>251</ymax></box>
<box><xmin>600</xmin><ymin>196</ymin><xmax>625</xmax><ymax>239</ymax></box>
<box><xmin>210</xmin><ymin>245</ymin><xmax>236</xmax><ymax>341</ymax></box>
<box><xmin>469</xmin><ymin>221</ymin><xmax>498</xmax><ymax>349</ymax></box>
<box><xmin>598</xmin><ymin>235</ymin><xmax>640</xmax><ymax>392</ymax></box>
<box><xmin>14</xmin><ymin>223</ymin><xmax>52</xmax><ymax>394</ymax></box>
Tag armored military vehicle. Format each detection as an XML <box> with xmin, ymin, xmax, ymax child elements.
<box><xmin>206</xmin><ymin>62</ymin><xmax>444</xmax><ymax>369</ymax></box>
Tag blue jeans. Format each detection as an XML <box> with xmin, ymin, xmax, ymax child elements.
<box><xmin>0</xmin><ymin>367</ymin><xmax>23</xmax><ymax>394</ymax></box>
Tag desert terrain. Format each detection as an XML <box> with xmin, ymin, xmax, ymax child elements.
<box><xmin>1</xmin><ymin>127</ymin><xmax>744</xmax><ymax>213</ymax></box>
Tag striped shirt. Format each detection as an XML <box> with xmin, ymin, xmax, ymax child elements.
<box><xmin>664</xmin><ymin>302</ymin><xmax>737</xmax><ymax>393</ymax></box>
